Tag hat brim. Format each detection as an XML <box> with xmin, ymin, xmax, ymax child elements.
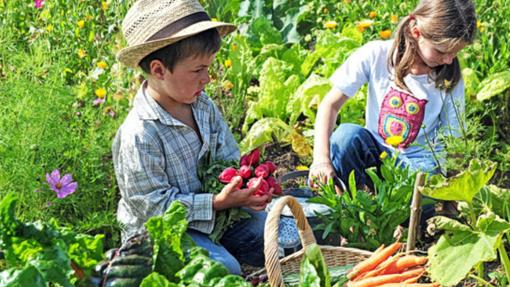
<box><xmin>117</xmin><ymin>21</ymin><xmax>236</xmax><ymax>68</ymax></box>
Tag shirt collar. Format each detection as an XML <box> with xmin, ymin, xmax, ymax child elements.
<box><xmin>133</xmin><ymin>81</ymin><xmax>211</xmax><ymax>127</ymax></box>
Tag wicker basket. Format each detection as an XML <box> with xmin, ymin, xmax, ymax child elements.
<box><xmin>258</xmin><ymin>195</ymin><xmax>373</xmax><ymax>287</ymax></box>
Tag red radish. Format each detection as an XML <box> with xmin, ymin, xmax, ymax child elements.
<box><xmin>254</xmin><ymin>164</ymin><xmax>270</xmax><ymax>178</ymax></box>
<box><xmin>239</xmin><ymin>165</ymin><xmax>252</xmax><ymax>179</ymax></box>
<box><xmin>266</xmin><ymin>176</ymin><xmax>282</xmax><ymax>195</ymax></box>
<box><xmin>247</xmin><ymin>177</ymin><xmax>270</xmax><ymax>196</ymax></box>
<box><xmin>263</xmin><ymin>161</ymin><xmax>277</xmax><ymax>174</ymax></box>
<box><xmin>240</xmin><ymin>149</ymin><xmax>261</xmax><ymax>167</ymax></box>
<box><xmin>218</xmin><ymin>167</ymin><xmax>238</xmax><ymax>183</ymax></box>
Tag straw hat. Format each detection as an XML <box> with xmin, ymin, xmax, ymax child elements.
<box><xmin>117</xmin><ymin>0</ymin><xmax>236</xmax><ymax>68</ymax></box>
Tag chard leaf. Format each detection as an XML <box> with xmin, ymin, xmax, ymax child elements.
<box><xmin>239</xmin><ymin>117</ymin><xmax>292</xmax><ymax>154</ymax></box>
<box><xmin>476</xmin><ymin>70</ymin><xmax>510</xmax><ymax>101</ymax></box>
<box><xmin>0</xmin><ymin>266</ymin><xmax>46</xmax><ymax>287</ymax></box>
<box><xmin>140</xmin><ymin>272</ymin><xmax>178</xmax><ymax>287</ymax></box>
<box><xmin>419</xmin><ymin>159</ymin><xmax>496</xmax><ymax>203</ymax></box>
<box><xmin>287</xmin><ymin>74</ymin><xmax>331</xmax><ymax>124</ymax></box>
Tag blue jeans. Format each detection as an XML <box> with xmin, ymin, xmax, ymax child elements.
<box><xmin>188</xmin><ymin>208</ymin><xmax>266</xmax><ymax>275</ymax></box>
<box><xmin>329</xmin><ymin>123</ymin><xmax>438</xmax><ymax>186</ymax></box>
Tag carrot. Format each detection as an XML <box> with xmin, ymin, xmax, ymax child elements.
<box><xmin>347</xmin><ymin>242</ymin><xmax>403</xmax><ymax>280</ymax></box>
<box><xmin>379</xmin><ymin>255</ymin><xmax>428</xmax><ymax>275</ymax></box>
<box><xmin>376</xmin><ymin>284</ymin><xmax>440</xmax><ymax>287</ymax></box>
<box><xmin>348</xmin><ymin>267</ymin><xmax>425</xmax><ymax>287</ymax></box>
<box><xmin>353</xmin><ymin>254</ymin><xmax>403</xmax><ymax>281</ymax></box>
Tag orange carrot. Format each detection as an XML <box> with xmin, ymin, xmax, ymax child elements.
<box><xmin>347</xmin><ymin>242</ymin><xmax>403</xmax><ymax>280</ymax></box>
<box><xmin>379</xmin><ymin>255</ymin><xmax>428</xmax><ymax>275</ymax></box>
<box><xmin>349</xmin><ymin>267</ymin><xmax>425</xmax><ymax>287</ymax></box>
<box><xmin>354</xmin><ymin>254</ymin><xmax>403</xmax><ymax>281</ymax></box>
<box><xmin>376</xmin><ymin>284</ymin><xmax>440</xmax><ymax>287</ymax></box>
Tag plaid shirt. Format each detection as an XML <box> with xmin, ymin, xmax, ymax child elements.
<box><xmin>112</xmin><ymin>81</ymin><xmax>239</xmax><ymax>240</ymax></box>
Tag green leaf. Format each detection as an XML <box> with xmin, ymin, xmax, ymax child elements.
<box><xmin>431</xmin><ymin>216</ymin><xmax>471</xmax><ymax>232</ymax></box>
<box><xmin>428</xmin><ymin>213</ymin><xmax>510</xmax><ymax>286</ymax></box>
<box><xmin>419</xmin><ymin>159</ymin><xmax>497</xmax><ymax>203</ymax></box>
<box><xmin>140</xmin><ymin>272</ymin><xmax>179</xmax><ymax>287</ymax></box>
<box><xmin>286</xmin><ymin>74</ymin><xmax>331</xmax><ymax>124</ymax></box>
<box><xmin>302</xmin><ymin>244</ymin><xmax>331</xmax><ymax>287</ymax></box>
<box><xmin>476</xmin><ymin>70</ymin><xmax>510</xmax><ymax>101</ymax></box>
<box><xmin>462</xmin><ymin>67</ymin><xmax>480</xmax><ymax>99</ymax></box>
<box><xmin>0</xmin><ymin>266</ymin><xmax>46</xmax><ymax>287</ymax></box>
<box><xmin>239</xmin><ymin>118</ymin><xmax>292</xmax><ymax>154</ymax></box>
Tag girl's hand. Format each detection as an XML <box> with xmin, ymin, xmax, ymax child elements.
<box><xmin>213</xmin><ymin>176</ymin><xmax>272</xmax><ymax>211</ymax></box>
<box><xmin>308</xmin><ymin>161</ymin><xmax>336</xmax><ymax>188</ymax></box>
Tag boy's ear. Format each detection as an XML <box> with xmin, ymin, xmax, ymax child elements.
<box><xmin>149</xmin><ymin>59</ymin><xmax>166</xmax><ymax>80</ymax></box>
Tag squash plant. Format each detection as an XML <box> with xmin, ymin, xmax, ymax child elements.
<box><xmin>421</xmin><ymin>159</ymin><xmax>510</xmax><ymax>286</ymax></box>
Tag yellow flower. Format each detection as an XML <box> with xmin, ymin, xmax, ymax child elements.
<box><xmin>46</xmin><ymin>24</ymin><xmax>54</xmax><ymax>32</ymax></box>
<box><xmin>97</xmin><ymin>61</ymin><xmax>108</xmax><ymax>69</ymax></box>
<box><xmin>476</xmin><ymin>20</ymin><xmax>485</xmax><ymax>32</ymax></box>
<box><xmin>385</xmin><ymin>136</ymin><xmax>404</xmax><ymax>147</ymax></box>
<box><xmin>443</xmin><ymin>79</ymin><xmax>452</xmax><ymax>89</ymax></box>
<box><xmin>356</xmin><ymin>20</ymin><xmax>373</xmax><ymax>32</ymax></box>
<box><xmin>101</xmin><ymin>1</ymin><xmax>108</xmax><ymax>11</ymax></box>
<box><xmin>231</xmin><ymin>43</ymin><xmax>238</xmax><ymax>52</ymax></box>
<box><xmin>390</xmin><ymin>15</ymin><xmax>399</xmax><ymax>24</ymax></box>
<box><xmin>369</xmin><ymin>11</ymin><xmax>377</xmax><ymax>19</ymax></box>
<box><xmin>379</xmin><ymin>151</ymin><xmax>388</xmax><ymax>160</ymax></box>
<box><xmin>77</xmin><ymin>20</ymin><xmax>85</xmax><ymax>29</ymax></box>
<box><xmin>222</xmin><ymin>80</ymin><xmax>234</xmax><ymax>91</ymax></box>
<box><xmin>343</xmin><ymin>0</ymin><xmax>352</xmax><ymax>3</ymax></box>
<box><xmin>296</xmin><ymin>165</ymin><xmax>309</xmax><ymax>171</ymax></box>
<box><xmin>77</xmin><ymin>49</ymin><xmax>87</xmax><ymax>58</ymax></box>
<box><xmin>95</xmin><ymin>88</ymin><xmax>107</xmax><ymax>98</ymax></box>
<box><xmin>211</xmin><ymin>18</ymin><xmax>218</xmax><ymax>22</ymax></box>
<box><xmin>379</xmin><ymin>29</ymin><xmax>392</xmax><ymax>39</ymax></box>
<box><xmin>224</xmin><ymin>59</ymin><xmax>232</xmax><ymax>68</ymax></box>
<box><xmin>324</xmin><ymin>20</ymin><xmax>338</xmax><ymax>29</ymax></box>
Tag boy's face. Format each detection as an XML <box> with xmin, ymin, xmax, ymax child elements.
<box><xmin>158</xmin><ymin>53</ymin><xmax>215</xmax><ymax>105</ymax></box>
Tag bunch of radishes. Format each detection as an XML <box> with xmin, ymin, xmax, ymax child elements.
<box><xmin>217</xmin><ymin>149</ymin><xmax>282</xmax><ymax>197</ymax></box>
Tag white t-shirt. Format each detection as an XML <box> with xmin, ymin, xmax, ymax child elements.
<box><xmin>330</xmin><ymin>40</ymin><xmax>465</xmax><ymax>159</ymax></box>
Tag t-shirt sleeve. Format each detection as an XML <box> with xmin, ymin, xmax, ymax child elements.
<box><xmin>329</xmin><ymin>41</ymin><xmax>378</xmax><ymax>98</ymax></box>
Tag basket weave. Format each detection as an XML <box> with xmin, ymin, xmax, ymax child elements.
<box><xmin>259</xmin><ymin>196</ymin><xmax>373</xmax><ymax>287</ymax></box>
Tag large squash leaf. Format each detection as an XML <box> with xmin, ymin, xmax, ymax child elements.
<box><xmin>419</xmin><ymin>159</ymin><xmax>497</xmax><ymax>203</ymax></box>
<box><xmin>476</xmin><ymin>70</ymin><xmax>510</xmax><ymax>101</ymax></box>
<box><xmin>428</xmin><ymin>213</ymin><xmax>510</xmax><ymax>286</ymax></box>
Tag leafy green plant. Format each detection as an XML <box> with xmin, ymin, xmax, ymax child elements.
<box><xmin>309</xmin><ymin>152</ymin><xmax>416</xmax><ymax>250</ymax></box>
<box><xmin>421</xmin><ymin>159</ymin><xmax>510</xmax><ymax>286</ymax></box>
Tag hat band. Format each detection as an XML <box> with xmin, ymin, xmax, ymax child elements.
<box><xmin>147</xmin><ymin>12</ymin><xmax>211</xmax><ymax>41</ymax></box>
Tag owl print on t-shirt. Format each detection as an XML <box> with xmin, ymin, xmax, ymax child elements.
<box><xmin>378</xmin><ymin>87</ymin><xmax>427</xmax><ymax>149</ymax></box>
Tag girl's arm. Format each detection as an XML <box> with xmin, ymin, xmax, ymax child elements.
<box><xmin>310</xmin><ymin>87</ymin><xmax>349</xmax><ymax>184</ymax></box>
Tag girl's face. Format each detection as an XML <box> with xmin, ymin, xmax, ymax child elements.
<box><xmin>412</xmin><ymin>26</ymin><xmax>467</xmax><ymax>68</ymax></box>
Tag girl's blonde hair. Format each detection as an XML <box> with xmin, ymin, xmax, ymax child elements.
<box><xmin>388</xmin><ymin>0</ymin><xmax>477</xmax><ymax>91</ymax></box>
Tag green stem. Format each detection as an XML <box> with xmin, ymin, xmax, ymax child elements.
<box><xmin>421</xmin><ymin>126</ymin><xmax>445</xmax><ymax>176</ymax></box>
<box><xmin>498</xmin><ymin>242</ymin><xmax>510</xmax><ymax>282</ymax></box>
<box><xmin>468</xmin><ymin>202</ymin><xmax>477</xmax><ymax>227</ymax></box>
<box><xmin>469</xmin><ymin>274</ymin><xmax>495</xmax><ymax>287</ymax></box>
<box><xmin>476</xmin><ymin>262</ymin><xmax>485</xmax><ymax>280</ymax></box>
<box><xmin>448</xmin><ymin>90</ymin><xmax>468</xmax><ymax>148</ymax></box>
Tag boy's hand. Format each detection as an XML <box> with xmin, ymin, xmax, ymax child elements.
<box><xmin>213</xmin><ymin>176</ymin><xmax>272</xmax><ymax>211</ymax></box>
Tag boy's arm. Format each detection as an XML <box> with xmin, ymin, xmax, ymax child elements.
<box><xmin>113</xmin><ymin>132</ymin><xmax>216</xmax><ymax>235</ymax></box>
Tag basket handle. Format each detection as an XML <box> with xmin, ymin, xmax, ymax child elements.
<box><xmin>264</xmin><ymin>196</ymin><xmax>316</xmax><ymax>287</ymax></box>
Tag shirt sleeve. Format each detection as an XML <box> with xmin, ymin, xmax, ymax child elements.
<box><xmin>114</xmin><ymin>129</ymin><xmax>215</xmax><ymax>234</ymax></box>
<box><xmin>329</xmin><ymin>41</ymin><xmax>375</xmax><ymax>98</ymax></box>
<box><xmin>439</xmin><ymin>79</ymin><xmax>465</xmax><ymax>138</ymax></box>
<box><xmin>209</xmin><ymin>99</ymin><xmax>240</xmax><ymax>162</ymax></box>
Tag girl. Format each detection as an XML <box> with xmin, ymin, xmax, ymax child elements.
<box><xmin>309</xmin><ymin>0</ymin><xmax>477</xmax><ymax>187</ymax></box>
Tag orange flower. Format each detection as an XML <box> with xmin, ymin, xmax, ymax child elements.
<box><xmin>379</xmin><ymin>29</ymin><xmax>392</xmax><ymax>39</ymax></box>
<box><xmin>390</xmin><ymin>15</ymin><xmax>399</xmax><ymax>24</ymax></box>
<box><xmin>356</xmin><ymin>20</ymin><xmax>373</xmax><ymax>32</ymax></box>
<box><xmin>369</xmin><ymin>11</ymin><xmax>377</xmax><ymax>19</ymax></box>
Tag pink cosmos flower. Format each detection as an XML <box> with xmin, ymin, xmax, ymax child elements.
<box><xmin>46</xmin><ymin>169</ymin><xmax>77</xmax><ymax>198</ymax></box>
<box><xmin>34</xmin><ymin>0</ymin><xmax>45</xmax><ymax>9</ymax></box>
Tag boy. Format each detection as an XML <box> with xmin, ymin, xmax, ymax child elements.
<box><xmin>113</xmin><ymin>0</ymin><xmax>271</xmax><ymax>275</ymax></box>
